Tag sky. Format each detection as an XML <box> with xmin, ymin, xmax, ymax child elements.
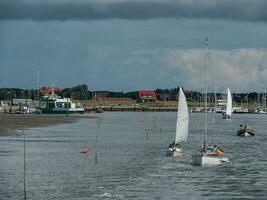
<box><xmin>1</xmin><ymin>0</ymin><xmax>267</xmax><ymax>92</ymax></box>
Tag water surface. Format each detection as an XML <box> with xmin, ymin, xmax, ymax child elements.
<box><xmin>0</xmin><ymin>112</ymin><xmax>266</xmax><ymax>199</ymax></box>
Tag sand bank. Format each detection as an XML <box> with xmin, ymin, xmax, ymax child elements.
<box><xmin>0</xmin><ymin>114</ymin><xmax>85</xmax><ymax>135</ymax></box>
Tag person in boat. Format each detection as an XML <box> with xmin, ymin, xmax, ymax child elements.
<box><xmin>207</xmin><ymin>144</ymin><xmax>224</xmax><ymax>156</ymax></box>
<box><xmin>240</xmin><ymin>122</ymin><xmax>250</xmax><ymax>131</ymax></box>
<box><xmin>239</xmin><ymin>123</ymin><xmax>248</xmax><ymax>131</ymax></box>
<box><xmin>169</xmin><ymin>142</ymin><xmax>174</xmax><ymax>148</ymax></box>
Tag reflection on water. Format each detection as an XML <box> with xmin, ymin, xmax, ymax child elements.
<box><xmin>0</xmin><ymin>112</ymin><xmax>267</xmax><ymax>199</ymax></box>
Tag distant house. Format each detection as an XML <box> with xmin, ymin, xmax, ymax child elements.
<box><xmin>40</xmin><ymin>87</ymin><xmax>61</xmax><ymax>95</ymax></box>
<box><xmin>138</xmin><ymin>90</ymin><xmax>157</xmax><ymax>102</ymax></box>
<box><xmin>92</xmin><ymin>91</ymin><xmax>110</xmax><ymax>101</ymax></box>
<box><xmin>156</xmin><ymin>93</ymin><xmax>171</xmax><ymax>101</ymax></box>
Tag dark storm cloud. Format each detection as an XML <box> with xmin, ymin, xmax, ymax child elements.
<box><xmin>1</xmin><ymin>0</ymin><xmax>267</xmax><ymax>22</ymax></box>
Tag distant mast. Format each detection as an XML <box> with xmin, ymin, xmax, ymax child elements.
<box><xmin>37</xmin><ymin>71</ymin><xmax>40</xmax><ymax>108</ymax></box>
<box><xmin>214</xmin><ymin>86</ymin><xmax>217</xmax><ymax>108</ymax></box>
<box><xmin>257</xmin><ymin>89</ymin><xmax>260</xmax><ymax>110</ymax></box>
<box><xmin>265</xmin><ymin>90</ymin><xmax>267</xmax><ymax>109</ymax></box>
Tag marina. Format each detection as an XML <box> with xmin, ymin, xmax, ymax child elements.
<box><xmin>1</xmin><ymin>1</ymin><xmax>267</xmax><ymax>199</ymax></box>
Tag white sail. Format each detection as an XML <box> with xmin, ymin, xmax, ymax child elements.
<box><xmin>226</xmin><ymin>88</ymin><xmax>232</xmax><ymax>116</ymax></box>
<box><xmin>175</xmin><ymin>87</ymin><xmax>189</xmax><ymax>143</ymax></box>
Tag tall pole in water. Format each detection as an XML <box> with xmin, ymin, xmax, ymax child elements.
<box><xmin>37</xmin><ymin>71</ymin><xmax>40</xmax><ymax>104</ymax></box>
<box><xmin>22</xmin><ymin>91</ymin><xmax>27</xmax><ymax>199</ymax></box>
<box><xmin>265</xmin><ymin>90</ymin><xmax>267</xmax><ymax>109</ymax></box>
<box><xmin>203</xmin><ymin>37</ymin><xmax>208</xmax><ymax>151</ymax></box>
<box><xmin>95</xmin><ymin>117</ymin><xmax>102</xmax><ymax>164</ymax></box>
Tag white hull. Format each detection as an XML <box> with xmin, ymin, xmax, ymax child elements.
<box><xmin>192</xmin><ymin>154</ymin><xmax>229</xmax><ymax>166</ymax></box>
<box><xmin>166</xmin><ymin>148</ymin><xmax>183</xmax><ymax>157</ymax></box>
<box><xmin>53</xmin><ymin>108</ymin><xmax>85</xmax><ymax>112</ymax></box>
<box><xmin>244</xmin><ymin>132</ymin><xmax>251</xmax><ymax>137</ymax></box>
<box><xmin>238</xmin><ymin>131</ymin><xmax>253</xmax><ymax>137</ymax></box>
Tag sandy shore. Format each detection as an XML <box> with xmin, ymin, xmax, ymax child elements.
<box><xmin>0</xmin><ymin>114</ymin><xmax>87</xmax><ymax>135</ymax></box>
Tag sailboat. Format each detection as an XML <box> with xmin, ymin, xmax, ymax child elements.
<box><xmin>223</xmin><ymin>88</ymin><xmax>232</xmax><ymax>119</ymax></box>
<box><xmin>167</xmin><ymin>87</ymin><xmax>189</xmax><ymax>157</ymax></box>
<box><xmin>255</xmin><ymin>91</ymin><xmax>266</xmax><ymax>113</ymax></box>
<box><xmin>192</xmin><ymin>38</ymin><xmax>229</xmax><ymax>166</ymax></box>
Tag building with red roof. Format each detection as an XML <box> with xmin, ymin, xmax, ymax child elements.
<box><xmin>138</xmin><ymin>90</ymin><xmax>157</xmax><ymax>102</ymax></box>
<box><xmin>39</xmin><ymin>87</ymin><xmax>61</xmax><ymax>95</ymax></box>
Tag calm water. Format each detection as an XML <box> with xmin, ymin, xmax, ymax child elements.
<box><xmin>0</xmin><ymin>112</ymin><xmax>267</xmax><ymax>200</ymax></box>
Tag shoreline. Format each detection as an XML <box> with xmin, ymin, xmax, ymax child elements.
<box><xmin>0</xmin><ymin>114</ymin><xmax>93</xmax><ymax>136</ymax></box>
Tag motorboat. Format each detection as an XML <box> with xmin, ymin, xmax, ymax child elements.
<box><xmin>237</xmin><ymin>122</ymin><xmax>255</xmax><ymax>137</ymax></box>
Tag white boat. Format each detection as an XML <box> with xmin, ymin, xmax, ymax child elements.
<box><xmin>215</xmin><ymin>106</ymin><xmax>224</xmax><ymax>113</ymax></box>
<box><xmin>41</xmin><ymin>90</ymin><xmax>84</xmax><ymax>114</ymax></box>
<box><xmin>233</xmin><ymin>107</ymin><xmax>249</xmax><ymax>113</ymax></box>
<box><xmin>255</xmin><ymin>108</ymin><xmax>267</xmax><ymax>114</ymax></box>
<box><xmin>167</xmin><ymin>87</ymin><xmax>189</xmax><ymax>157</ymax></box>
<box><xmin>215</xmin><ymin>99</ymin><xmax>227</xmax><ymax>113</ymax></box>
<box><xmin>223</xmin><ymin>88</ymin><xmax>232</xmax><ymax>119</ymax></box>
<box><xmin>192</xmin><ymin>38</ymin><xmax>229</xmax><ymax>166</ymax></box>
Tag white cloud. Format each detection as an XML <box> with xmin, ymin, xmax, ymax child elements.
<box><xmin>164</xmin><ymin>48</ymin><xmax>267</xmax><ymax>92</ymax></box>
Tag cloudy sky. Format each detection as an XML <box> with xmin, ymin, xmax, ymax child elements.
<box><xmin>1</xmin><ymin>0</ymin><xmax>267</xmax><ymax>92</ymax></box>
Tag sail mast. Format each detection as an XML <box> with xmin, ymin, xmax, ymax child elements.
<box><xmin>214</xmin><ymin>86</ymin><xmax>217</xmax><ymax>108</ymax></box>
<box><xmin>204</xmin><ymin>37</ymin><xmax>208</xmax><ymax>150</ymax></box>
<box><xmin>37</xmin><ymin>71</ymin><xmax>40</xmax><ymax>103</ymax></box>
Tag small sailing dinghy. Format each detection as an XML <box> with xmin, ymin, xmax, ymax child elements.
<box><xmin>167</xmin><ymin>87</ymin><xmax>189</xmax><ymax>157</ymax></box>
<box><xmin>223</xmin><ymin>88</ymin><xmax>232</xmax><ymax>119</ymax></box>
<box><xmin>192</xmin><ymin>38</ymin><xmax>229</xmax><ymax>166</ymax></box>
<box><xmin>237</xmin><ymin>122</ymin><xmax>255</xmax><ymax>137</ymax></box>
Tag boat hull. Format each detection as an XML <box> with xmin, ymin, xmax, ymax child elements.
<box><xmin>41</xmin><ymin>108</ymin><xmax>84</xmax><ymax>114</ymax></box>
<box><xmin>192</xmin><ymin>154</ymin><xmax>229</xmax><ymax>166</ymax></box>
<box><xmin>237</xmin><ymin>130</ymin><xmax>255</xmax><ymax>137</ymax></box>
<box><xmin>166</xmin><ymin>148</ymin><xmax>183</xmax><ymax>157</ymax></box>
<box><xmin>222</xmin><ymin>113</ymin><xmax>231</xmax><ymax>119</ymax></box>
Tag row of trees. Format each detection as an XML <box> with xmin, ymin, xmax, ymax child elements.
<box><xmin>60</xmin><ymin>84</ymin><xmax>91</xmax><ymax>100</ymax></box>
<box><xmin>0</xmin><ymin>84</ymin><xmax>266</xmax><ymax>104</ymax></box>
<box><xmin>0</xmin><ymin>88</ymin><xmax>37</xmax><ymax>100</ymax></box>
<box><xmin>0</xmin><ymin>84</ymin><xmax>139</xmax><ymax>101</ymax></box>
